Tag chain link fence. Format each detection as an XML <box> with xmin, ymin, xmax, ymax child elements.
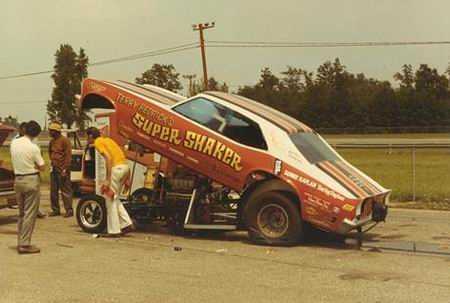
<box><xmin>2</xmin><ymin>141</ymin><xmax>449</xmax><ymax>204</ymax></box>
<box><xmin>335</xmin><ymin>144</ymin><xmax>450</xmax><ymax>204</ymax></box>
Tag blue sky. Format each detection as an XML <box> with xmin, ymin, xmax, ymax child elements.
<box><xmin>1</xmin><ymin>0</ymin><xmax>449</xmax><ymax>124</ymax></box>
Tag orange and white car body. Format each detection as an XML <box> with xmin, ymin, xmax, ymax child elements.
<box><xmin>79</xmin><ymin>79</ymin><xmax>390</xmax><ymax>235</ymax></box>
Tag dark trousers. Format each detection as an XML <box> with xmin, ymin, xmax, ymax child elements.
<box><xmin>15</xmin><ymin>175</ymin><xmax>40</xmax><ymax>246</ymax></box>
<box><xmin>50</xmin><ymin>170</ymin><xmax>73</xmax><ymax>213</ymax></box>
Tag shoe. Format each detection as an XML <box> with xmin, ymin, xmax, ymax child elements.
<box><xmin>37</xmin><ymin>211</ymin><xmax>46</xmax><ymax>219</ymax></box>
<box><xmin>17</xmin><ymin>245</ymin><xmax>40</xmax><ymax>254</ymax></box>
<box><xmin>63</xmin><ymin>210</ymin><xmax>73</xmax><ymax>218</ymax></box>
<box><xmin>121</xmin><ymin>224</ymin><xmax>136</xmax><ymax>235</ymax></box>
<box><xmin>48</xmin><ymin>211</ymin><xmax>60</xmax><ymax>217</ymax></box>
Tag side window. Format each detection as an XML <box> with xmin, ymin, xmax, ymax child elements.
<box><xmin>174</xmin><ymin>97</ymin><xmax>267</xmax><ymax>150</ymax></box>
<box><xmin>174</xmin><ymin>98</ymin><xmax>227</xmax><ymax>132</ymax></box>
<box><xmin>222</xmin><ymin>111</ymin><xmax>267</xmax><ymax>150</ymax></box>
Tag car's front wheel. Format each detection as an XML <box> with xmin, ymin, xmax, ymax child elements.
<box><xmin>76</xmin><ymin>195</ymin><xmax>107</xmax><ymax>234</ymax></box>
<box><xmin>245</xmin><ymin>191</ymin><xmax>303</xmax><ymax>246</ymax></box>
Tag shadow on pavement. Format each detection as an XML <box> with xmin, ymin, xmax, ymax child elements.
<box><xmin>0</xmin><ymin>215</ymin><xmax>17</xmax><ymax>226</ymax></box>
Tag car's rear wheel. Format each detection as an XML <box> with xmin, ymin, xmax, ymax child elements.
<box><xmin>245</xmin><ymin>191</ymin><xmax>303</xmax><ymax>246</ymax></box>
<box><xmin>76</xmin><ymin>195</ymin><xmax>107</xmax><ymax>234</ymax></box>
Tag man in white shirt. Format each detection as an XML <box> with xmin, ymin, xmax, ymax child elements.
<box><xmin>10</xmin><ymin>120</ymin><xmax>45</xmax><ymax>254</ymax></box>
<box><xmin>13</xmin><ymin>122</ymin><xmax>46</xmax><ymax>218</ymax></box>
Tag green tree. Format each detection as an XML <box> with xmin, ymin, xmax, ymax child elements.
<box><xmin>136</xmin><ymin>64</ymin><xmax>182</xmax><ymax>92</ymax></box>
<box><xmin>1</xmin><ymin>116</ymin><xmax>19</xmax><ymax>127</ymax></box>
<box><xmin>207</xmin><ymin>77</ymin><xmax>229</xmax><ymax>92</ymax></box>
<box><xmin>414</xmin><ymin>64</ymin><xmax>449</xmax><ymax>98</ymax></box>
<box><xmin>280</xmin><ymin>67</ymin><xmax>306</xmax><ymax>93</ymax></box>
<box><xmin>47</xmin><ymin>44</ymin><xmax>89</xmax><ymax>129</ymax></box>
<box><xmin>238</xmin><ymin>60</ymin><xmax>450</xmax><ymax>133</ymax></box>
<box><xmin>257</xmin><ymin>67</ymin><xmax>280</xmax><ymax>90</ymax></box>
<box><xmin>394</xmin><ymin>64</ymin><xmax>414</xmax><ymax>89</ymax></box>
<box><xmin>74</xmin><ymin>48</ymin><xmax>90</xmax><ymax>130</ymax></box>
<box><xmin>187</xmin><ymin>76</ymin><xmax>229</xmax><ymax>96</ymax></box>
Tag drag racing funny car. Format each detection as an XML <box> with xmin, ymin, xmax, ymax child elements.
<box><xmin>75</xmin><ymin>78</ymin><xmax>389</xmax><ymax>245</ymax></box>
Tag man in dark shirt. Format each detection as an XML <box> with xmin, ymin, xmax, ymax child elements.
<box><xmin>48</xmin><ymin>122</ymin><xmax>73</xmax><ymax>218</ymax></box>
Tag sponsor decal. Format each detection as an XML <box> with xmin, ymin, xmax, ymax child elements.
<box><xmin>132</xmin><ymin>112</ymin><xmax>181</xmax><ymax>145</ymax></box>
<box><xmin>284</xmin><ymin>170</ymin><xmax>299</xmax><ymax>180</ymax></box>
<box><xmin>89</xmin><ymin>82</ymin><xmax>107</xmax><ymax>93</ymax></box>
<box><xmin>284</xmin><ymin>169</ymin><xmax>345</xmax><ymax>201</ymax></box>
<box><xmin>304</xmin><ymin>192</ymin><xmax>331</xmax><ymax>211</ymax></box>
<box><xmin>130</xmin><ymin>112</ymin><xmax>243</xmax><ymax>172</ymax></box>
<box><xmin>117</xmin><ymin>93</ymin><xmax>174</xmax><ymax>126</ymax></box>
<box><xmin>305</xmin><ymin>206</ymin><xmax>319</xmax><ymax>216</ymax></box>
<box><xmin>274</xmin><ymin>159</ymin><xmax>282</xmax><ymax>175</ymax></box>
<box><xmin>183</xmin><ymin>131</ymin><xmax>242</xmax><ymax>171</ymax></box>
<box><xmin>342</xmin><ymin>204</ymin><xmax>355</xmax><ymax>212</ymax></box>
<box><xmin>119</xmin><ymin>94</ymin><xmax>243</xmax><ymax>172</ymax></box>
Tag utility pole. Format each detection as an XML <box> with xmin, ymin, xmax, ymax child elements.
<box><xmin>192</xmin><ymin>22</ymin><xmax>215</xmax><ymax>90</ymax></box>
<box><xmin>183</xmin><ymin>74</ymin><xmax>197</xmax><ymax>97</ymax></box>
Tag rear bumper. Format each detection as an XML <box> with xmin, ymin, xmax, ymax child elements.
<box><xmin>337</xmin><ymin>216</ymin><xmax>373</xmax><ymax>234</ymax></box>
<box><xmin>337</xmin><ymin>203</ymin><xmax>388</xmax><ymax>234</ymax></box>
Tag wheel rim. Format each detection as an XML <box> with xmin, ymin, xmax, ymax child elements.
<box><xmin>79</xmin><ymin>200</ymin><xmax>104</xmax><ymax>229</ymax></box>
<box><xmin>256</xmin><ymin>203</ymin><xmax>289</xmax><ymax>238</ymax></box>
<box><xmin>136</xmin><ymin>194</ymin><xmax>150</xmax><ymax>203</ymax></box>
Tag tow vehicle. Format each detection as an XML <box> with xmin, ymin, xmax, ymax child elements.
<box><xmin>75</xmin><ymin>79</ymin><xmax>389</xmax><ymax>245</ymax></box>
<box><xmin>0</xmin><ymin>124</ymin><xmax>16</xmax><ymax>209</ymax></box>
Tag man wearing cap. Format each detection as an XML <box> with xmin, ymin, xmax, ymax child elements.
<box><xmin>10</xmin><ymin>120</ymin><xmax>45</xmax><ymax>254</ymax></box>
<box><xmin>48</xmin><ymin>122</ymin><xmax>73</xmax><ymax>218</ymax></box>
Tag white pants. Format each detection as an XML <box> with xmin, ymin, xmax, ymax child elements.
<box><xmin>106</xmin><ymin>164</ymin><xmax>133</xmax><ymax>234</ymax></box>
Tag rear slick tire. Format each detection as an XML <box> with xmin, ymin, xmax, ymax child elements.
<box><xmin>246</xmin><ymin>191</ymin><xmax>303</xmax><ymax>246</ymax></box>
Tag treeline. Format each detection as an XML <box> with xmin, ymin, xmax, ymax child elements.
<box><xmin>0</xmin><ymin>116</ymin><xmax>19</xmax><ymax>127</ymax></box>
<box><xmin>43</xmin><ymin>42</ymin><xmax>450</xmax><ymax>134</ymax></box>
<box><xmin>238</xmin><ymin>59</ymin><xmax>450</xmax><ymax>133</ymax></box>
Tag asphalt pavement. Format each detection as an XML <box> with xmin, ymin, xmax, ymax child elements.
<box><xmin>1</xmin><ymin>195</ymin><xmax>449</xmax><ymax>303</ymax></box>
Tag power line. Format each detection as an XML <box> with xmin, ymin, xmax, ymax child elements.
<box><xmin>89</xmin><ymin>42</ymin><xmax>199</xmax><ymax>66</ymax></box>
<box><xmin>0</xmin><ymin>42</ymin><xmax>199</xmax><ymax>81</ymax></box>
<box><xmin>1</xmin><ymin>39</ymin><xmax>448</xmax><ymax>81</ymax></box>
<box><xmin>206</xmin><ymin>40</ymin><xmax>450</xmax><ymax>48</ymax></box>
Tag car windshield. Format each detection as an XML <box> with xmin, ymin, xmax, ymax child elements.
<box><xmin>289</xmin><ymin>132</ymin><xmax>339</xmax><ymax>164</ymax></box>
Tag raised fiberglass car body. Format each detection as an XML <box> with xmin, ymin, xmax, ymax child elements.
<box><xmin>79</xmin><ymin>78</ymin><xmax>389</xmax><ymax>244</ymax></box>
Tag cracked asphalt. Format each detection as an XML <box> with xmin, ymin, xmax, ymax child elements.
<box><xmin>1</xmin><ymin>194</ymin><xmax>450</xmax><ymax>303</ymax></box>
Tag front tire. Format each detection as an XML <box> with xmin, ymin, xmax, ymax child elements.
<box><xmin>245</xmin><ymin>191</ymin><xmax>303</xmax><ymax>246</ymax></box>
<box><xmin>76</xmin><ymin>195</ymin><xmax>107</xmax><ymax>234</ymax></box>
